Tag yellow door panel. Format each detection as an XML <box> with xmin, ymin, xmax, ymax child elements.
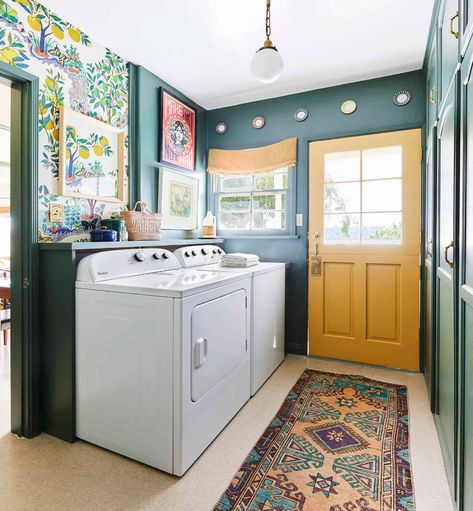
<box><xmin>308</xmin><ymin>129</ymin><xmax>421</xmax><ymax>370</ymax></box>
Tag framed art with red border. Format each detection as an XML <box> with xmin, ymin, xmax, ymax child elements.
<box><xmin>160</xmin><ymin>88</ymin><xmax>196</xmax><ymax>171</ymax></box>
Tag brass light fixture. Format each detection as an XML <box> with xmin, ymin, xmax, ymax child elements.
<box><xmin>251</xmin><ymin>0</ymin><xmax>284</xmax><ymax>83</ymax></box>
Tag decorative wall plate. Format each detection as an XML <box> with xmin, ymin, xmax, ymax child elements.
<box><xmin>252</xmin><ymin>116</ymin><xmax>266</xmax><ymax>129</ymax></box>
<box><xmin>216</xmin><ymin>122</ymin><xmax>228</xmax><ymax>134</ymax></box>
<box><xmin>393</xmin><ymin>90</ymin><xmax>412</xmax><ymax>106</ymax></box>
<box><xmin>294</xmin><ymin>108</ymin><xmax>308</xmax><ymax>122</ymax></box>
<box><xmin>341</xmin><ymin>100</ymin><xmax>357</xmax><ymax>115</ymax></box>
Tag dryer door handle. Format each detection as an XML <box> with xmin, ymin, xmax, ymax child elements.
<box><xmin>194</xmin><ymin>338</ymin><xmax>208</xmax><ymax>369</ymax></box>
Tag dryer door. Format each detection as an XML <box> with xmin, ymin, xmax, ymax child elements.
<box><xmin>191</xmin><ymin>289</ymin><xmax>247</xmax><ymax>402</ymax></box>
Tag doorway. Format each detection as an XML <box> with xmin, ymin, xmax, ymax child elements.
<box><xmin>308</xmin><ymin>129</ymin><xmax>422</xmax><ymax>370</ymax></box>
<box><xmin>0</xmin><ymin>80</ymin><xmax>11</xmax><ymax>437</ymax></box>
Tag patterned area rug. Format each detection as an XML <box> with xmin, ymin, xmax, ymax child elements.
<box><xmin>213</xmin><ymin>369</ymin><xmax>414</xmax><ymax>511</ymax></box>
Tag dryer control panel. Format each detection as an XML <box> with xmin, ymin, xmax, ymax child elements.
<box><xmin>174</xmin><ymin>245</ymin><xmax>225</xmax><ymax>268</ymax></box>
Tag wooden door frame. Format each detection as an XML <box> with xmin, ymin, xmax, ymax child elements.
<box><xmin>305</xmin><ymin>124</ymin><xmax>425</xmax><ymax>366</ymax></box>
<box><xmin>0</xmin><ymin>61</ymin><xmax>40</xmax><ymax>438</ymax></box>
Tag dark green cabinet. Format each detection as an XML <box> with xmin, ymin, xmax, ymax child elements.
<box><xmin>440</xmin><ymin>0</ymin><xmax>460</xmax><ymax>105</ymax></box>
<box><xmin>435</xmin><ymin>72</ymin><xmax>459</xmax><ymax>499</ymax></box>
<box><xmin>424</xmin><ymin>128</ymin><xmax>438</xmax><ymax>409</ymax></box>
<box><xmin>459</xmin><ymin>37</ymin><xmax>473</xmax><ymax>511</ymax></box>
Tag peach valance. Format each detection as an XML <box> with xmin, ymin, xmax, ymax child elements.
<box><xmin>208</xmin><ymin>137</ymin><xmax>297</xmax><ymax>174</ymax></box>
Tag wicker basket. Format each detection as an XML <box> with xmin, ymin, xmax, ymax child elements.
<box><xmin>120</xmin><ymin>202</ymin><xmax>162</xmax><ymax>241</ymax></box>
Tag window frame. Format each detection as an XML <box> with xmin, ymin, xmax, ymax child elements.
<box><xmin>210</xmin><ymin>166</ymin><xmax>296</xmax><ymax>237</ymax></box>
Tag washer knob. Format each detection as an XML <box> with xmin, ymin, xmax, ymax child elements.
<box><xmin>202</xmin><ymin>247</ymin><xmax>209</xmax><ymax>255</ymax></box>
<box><xmin>184</xmin><ymin>250</ymin><xmax>191</xmax><ymax>257</ymax></box>
<box><xmin>192</xmin><ymin>249</ymin><xmax>198</xmax><ymax>256</ymax></box>
<box><xmin>134</xmin><ymin>251</ymin><xmax>145</xmax><ymax>262</ymax></box>
<box><xmin>162</xmin><ymin>252</ymin><xmax>169</xmax><ymax>259</ymax></box>
<box><xmin>153</xmin><ymin>252</ymin><xmax>161</xmax><ymax>260</ymax></box>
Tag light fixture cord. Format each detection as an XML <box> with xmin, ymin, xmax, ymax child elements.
<box><xmin>265</xmin><ymin>0</ymin><xmax>271</xmax><ymax>41</ymax></box>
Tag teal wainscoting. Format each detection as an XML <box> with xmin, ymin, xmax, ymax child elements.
<box><xmin>207</xmin><ymin>70</ymin><xmax>426</xmax><ymax>355</ymax></box>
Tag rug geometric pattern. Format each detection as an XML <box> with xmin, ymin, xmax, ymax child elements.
<box><xmin>212</xmin><ymin>369</ymin><xmax>414</xmax><ymax>511</ymax></box>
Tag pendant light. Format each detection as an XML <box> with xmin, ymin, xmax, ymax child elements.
<box><xmin>251</xmin><ymin>0</ymin><xmax>284</xmax><ymax>83</ymax></box>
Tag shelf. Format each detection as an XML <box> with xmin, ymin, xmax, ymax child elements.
<box><xmin>38</xmin><ymin>238</ymin><xmax>225</xmax><ymax>251</ymax></box>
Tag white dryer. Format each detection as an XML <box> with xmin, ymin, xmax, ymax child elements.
<box><xmin>75</xmin><ymin>248</ymin><xmax>251</xmax><ymax>475</ymax></box>
<box><xmin>174</xmin><ymin>246</ymin><xmax>285</xmax><ymax>396</ymax></box>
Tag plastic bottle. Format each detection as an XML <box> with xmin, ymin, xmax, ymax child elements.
<box><xmin>202</xmin><ymin>211</ymin><xmax>216</xmax><ymax>238</ymax></box>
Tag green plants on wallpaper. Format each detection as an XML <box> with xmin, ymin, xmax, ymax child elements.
<box><xmin>87</xmin><ymin>50</ymin><xmax>128</xmax><ymax>127</ymax></box>
<box><xmin>0</xmin><ymin>0</ymin><xmax>129</xmax><ymax>237</ymax></box>
<box><xmin>13</xmin><ymin>0</ymin><xmax>90</xmax><ymax>58</ymax></box>
<box><xmin>0</xmin><ymin>27</ymin><xmax>28</xmax><ymax>67</ymax></box>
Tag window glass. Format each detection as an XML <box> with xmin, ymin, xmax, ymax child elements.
<box><xmin>324</xmin><ymin>151</ymin><xmax>360</xmax><ymax>182</ymax></box>
<box><xmin>362</xmin><ymin>145</ymin><xmax>402</xmax><ymax>180</ymax></box>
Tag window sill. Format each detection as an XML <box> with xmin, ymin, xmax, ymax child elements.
<box><xmin>221</xmin><ymin>235</ymin><xmax>300</xmax><ymax>240</ymax></box>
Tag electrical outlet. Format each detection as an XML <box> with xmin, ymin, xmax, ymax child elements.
<box><xmin>296</xmin><ymin>213</ymin><xmax>304</xmax><ymax>227</ymax></box>
<box><xmin>49</xmin><ymin>203</ymin><xmax>64</xmax><ymax>225</ymax></box>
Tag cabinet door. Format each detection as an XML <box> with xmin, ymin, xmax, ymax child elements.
<box><xmin>436</xmin><ymin>70</ymin><xmax>459</xmax><ymax>500</ymax></box>
<box><xmin>459</xmin><ymin>37</ymin><xmax>473</xmax><ymax>511</ymax></box>
<box><xmin>424</xmin><ymin>128</ymin><xmax>437</xmax><ymax>409</ymax></box>
<box><xmin>428</xmin><ymin>37</ymin><xmax>439</xmax><ymax>134</ymax></box>
<box><xmin>440</xmin><ymin>0</ymin><xmax>460</xmax><ymax>105</ymax></box>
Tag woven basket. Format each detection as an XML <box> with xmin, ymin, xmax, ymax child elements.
<box><xmin>120</xmin><ymin>202</ymin><xmax>162</xmax><ymax>241</ymax></box>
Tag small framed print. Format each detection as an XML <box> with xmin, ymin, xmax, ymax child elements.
<box><xmin>160</xmin><ymin>88</ymin><xmax>196</xmax><ymax>172</ymax></box>
<box><xmin>58</xmin><ymin>107</ymin><xmax>125</xmax><ymax>202</ymax></box>
<box><xmin>158</xmin><ymin>167</ymin><xmax>199</xmax><ymax>230</ymax></box>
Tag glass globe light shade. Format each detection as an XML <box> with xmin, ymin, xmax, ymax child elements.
<box><xmin>251</xmin><ymin>46</ymin><xmax>284</xmax><ymax>83</ymax></box>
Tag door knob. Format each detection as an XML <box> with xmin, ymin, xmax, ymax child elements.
<box><xmin>444</xmin><ymin>241</ymin><xmax>454</xmax><ymax>268</ymax></box>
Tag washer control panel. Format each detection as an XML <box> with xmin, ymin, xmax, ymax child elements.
<box><xmin>174</xmin><ymin>245</ymin><xmax>225</xmax><ymax>268</ymax></box>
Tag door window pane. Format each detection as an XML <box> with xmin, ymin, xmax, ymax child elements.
<box><xmin>324</xmin><ymin>214</ymin><xmax>361</xmax><ymax>243</ymax></box>
<box><xmin>324</xmin><ymin>151</ymin><xmax>360</xmax><ymax>183</ymax></box>
<box><xmin>361</xmin><ymin>212</ymin><xmax>402</xmax><ymax>243</ymax></box>
<box><xmin>362</xmin><ymin>179</ymin><xmax>402</xmax><ymax>212</ymax></box>
<box><xmin>325</xmin><ymin>182</ymin><xmax>360</xmax><ymax>214</ymax></box>
<box><xmin>362</xmin><ymin>145</ymin><xmax>402</xmax><ymax>180</ymax></box>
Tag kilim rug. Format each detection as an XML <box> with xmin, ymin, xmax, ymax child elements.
<box><xmin>212</xmin><ymin>369</ymin><xmax>414</xmax><ymax>511</ymax></box>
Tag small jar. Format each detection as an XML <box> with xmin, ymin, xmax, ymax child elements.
<box><xmin>120</xmin><ymin>220</ymin><xmax>128</xmax><ymax>242</ymax></box>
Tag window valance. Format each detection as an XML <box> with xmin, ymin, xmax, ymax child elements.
<box><xmin>208</xmin><ymin>137</ymin><xmax>297</xmax><ymax>175</ymax></box>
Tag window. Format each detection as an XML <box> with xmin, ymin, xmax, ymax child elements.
<box><xmin>324</xmin><ymin>146</ymin><xmax>403</xmax><ymax>244</ymax></box>
<box><xmin>213</xmin><ymin>167</ymin><xmax>292</xmax><ymax>234</ymax></box>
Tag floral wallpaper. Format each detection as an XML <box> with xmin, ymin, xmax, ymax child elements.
<box><xmin>0</xmin><ymin>0</ymin><xmax>128</xmax><ymax>238</ymax></box>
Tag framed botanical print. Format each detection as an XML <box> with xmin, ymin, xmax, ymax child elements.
<box><xmin>158</xmin><ymin>167</ymin><xmax>199</xmax><ymax>230</ymax></box>
<box><xmin>160</xmin><ymin>88</ymin><xmax>196</xmax><ymax>172</ymax></box>
<box><xmin>58</xmin><ymin>107</ymin><xmax>125</xmax><ymax>202</ymax></box>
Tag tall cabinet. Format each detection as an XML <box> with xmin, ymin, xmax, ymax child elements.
<box><xmin>424</xmin><ymin>0</ymin><xmax>473</xmax><ymax>509</ymax></box>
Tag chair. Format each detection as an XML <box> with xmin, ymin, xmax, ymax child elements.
<box><xmin>0</xmin><ymin>306</ymin><xmax>10</xmax><ymax>346</ymax></box>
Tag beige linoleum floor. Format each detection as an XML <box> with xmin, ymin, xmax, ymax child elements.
<box><xmin>0</xmin><ymin>355</ymin><xmax>454</xmax><ymax>511</ymax></box>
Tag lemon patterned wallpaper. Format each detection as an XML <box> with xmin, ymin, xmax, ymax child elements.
<box><xmin>0</xmin><ymin>0</ymin><xmax>128</xmax><ymax>237</ymax></box>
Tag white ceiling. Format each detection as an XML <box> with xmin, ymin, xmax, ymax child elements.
<box><xmin>41</xmin><ymin>0</ymin><xmax>434</xmax><ymax>110</ymax></box>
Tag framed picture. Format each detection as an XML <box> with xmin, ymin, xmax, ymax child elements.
<box><xmin>58</xmin><ymin>107</ymin><xmax>125</xmax><ymax>202</ymax></box>
<box><xmin>158</xmin><ymin>167</ymin><xmax>199</xmax><ymax>230</ymax></box>
<box><xmin>160</xmin><ymin>88</ymin><xmax>196</xmax><ymax>172</ymax></box>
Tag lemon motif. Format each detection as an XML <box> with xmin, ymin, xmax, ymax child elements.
<box><xmin>0</xmin><ymin>48</ymin><xmax>19</xmax><ymax>65</ymax></box>
<box><xmin>66</xmin><ymin>126</ymin><xmax>76</xmax><ymax>137</ymax></box>
<box><xmin>53</xmin><ymin>129</ymin><xmax>60</xmax><ymax>141</ymax></box>
<box><xmin>79</xmin><ymin>148</ymin><xmax>90</xmax><ymax>159</ymax></box>
<box><xmin>17</xmin><ymin>0</ymin><xmax>30</xmax><ymax>7</ymax></box>
<box><xmin>93</xmin><ymin>144</ymin><xmax>104</xmax><ymax>157</ymax></box>
<box><xmin>51</xmin><ymin>24</ymin><xmax>64</xmax><ymax>40</ymax></box>
<box><xmin>99</xmin><ymin>136</ymin><xmax>109</xmax><ymax>147</ymax></box>
<box><xmin>65</xmin><ymin>148</ymin><xmax>71</xmax><ymax>160</ymax></box>
<box><xmin>27</xmin><ymin>14</ymin><xmax>41</xmax><ymax>31</ymax></box>
<box><xmin>68</xmin><ymin>27</ymin><xmax>81</xmax><ymax>43</ymax></box>
<box><xmin>45</xmin><ymin>119</ymin><xmax>54</xmax><ymax>130</ymax></box>
<box><xmin>45</xmin><ymin>77</ymin><xmax>55</xmax><ymax>89</ymax></box>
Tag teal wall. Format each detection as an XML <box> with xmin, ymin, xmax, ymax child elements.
<box><xmin>133</xmin><ymin>65</ymin><xmax>208</xmax><ymax>240</ymax></box>
<box><xmin>207</xmin><ymin>70</ymin><xmax>427</xmax><ymax>355</ymax></box>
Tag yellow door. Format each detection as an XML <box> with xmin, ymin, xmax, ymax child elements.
<box><xmin>308</xmin><ymin>129</ymin><xmax>422</xmax><ymax>370</ymax></box>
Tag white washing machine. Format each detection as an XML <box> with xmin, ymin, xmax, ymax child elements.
<box><xmin>75</xmin><ymin>248</ymin><xmax>251</xmax><ymax>476</ymax></box>
<box><xmin>174</xmin><ymin>246</ymin><xmax>285</xmax><ymax>396</ymax></box>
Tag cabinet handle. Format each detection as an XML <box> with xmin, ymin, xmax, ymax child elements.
<box><xmin>444</xmin><ymin>241</ymin><xmax>454</xmax><ymax>268</ymax></box>
<box><xmin>450</xmin><ymin>12</ymin><xmax>459</xmax><ymax>39</ymax></box>
<box><xmin>429</xmin><ymin>86</ymin><xmax>437</xmax><ymax>104</ymax></box>
<box><xmin>426</xmin><ymin>239</ymin><xmax>433</xmax><ymax>257</ymax></box>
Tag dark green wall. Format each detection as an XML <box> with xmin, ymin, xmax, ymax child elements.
<box><xmin>133</xmin><ymin>65</ymin><xmax>208</xmax><ymax>240</ymax></box>
<box><xmin>207</xmin><ymin>70</ymin><xmax>427</xmax><ymax>355</ymax></box>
